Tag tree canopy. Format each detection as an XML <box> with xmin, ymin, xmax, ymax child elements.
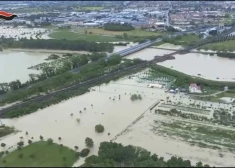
<box><xmin>82</xmin><ymin>142</ymin><xmax>209</xmax><ymax>167</ymax></box>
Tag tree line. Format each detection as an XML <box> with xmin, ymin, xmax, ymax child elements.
<box><xmin>150</xmin><ymin>64</ymin><xmax>235</xmax><ymax>90</ymax></box>
<box><xmin>103</xmin><ymin>23</ymin><xmax>134</xmax><ymax>31</ymax></box>
<box><xmin>82</xmin><ymin>141</ymin><xmax>210</xmax><ymax>167</ymax></box>
<box><xmin>0</xmin><ymin>53</ymin><xmax>107</xmax><ymax>95</ymax></box>
<box><xmin>0</xmin><ymin>55</ymin><xmax>144</xmax><ymax>109</ymax></box>
<box><xmin>0</xmin><ymin>37</ymin><xmax>114</xmax><ymax>52</ymax></box>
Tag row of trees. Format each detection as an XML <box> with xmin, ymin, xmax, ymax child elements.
<box><xmin>0</xmin><ymin>37</ymin><xmax>114</xmax><ymax>52</ymax></box>
<box><xmin>150</xmin><ymin>64</ymin><xmax>235</xmax><ymax>90</ymax></box>
<box><xmin>0</xmin><ymin>53</ymin><xmax>107</xmax><ymax>95</ymax></box>
<box><xmin>103</xmin><ymin>23</ymin><xmax>134</xmax><ymax>31</ymax></box>
<box><xmin>1</xmin><ymin>57</ymin><xmax>145</xmax><ymax>118</ymax></box>
<box><xmin>82</xmin><ymin>142</ymin><xmax>209</xmax><ymax>167</ymax></box>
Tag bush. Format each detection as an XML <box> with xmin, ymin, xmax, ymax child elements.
<box><xmin>28</xmin><ymin>140</ymin><xmax>32</xmax><ymax>144</ymax></box>
<box><xmin>1</xmin><ymin>143</ymin><xmax>6</xmax><ymax>147</ymax></box>
<box><xmin>80</xmin><ymin>148</ymin><xmax>90</xmax><ymax>157</ymax></box>
<box><xmin>47</xmin><ymin>138</ymin><xmax>53</xmax><ymax>145</ymax></box>
<box><xmin>17</xmin><ymin>141</ymin><xmax>24</xmax><ymax>147</ymax></box>
<box><xmin>85</xmin><ymin>137</ymin><xmax>94</xmax><ymax>148</ymax></box>
<box><xmin>74</xmin><ymin>146</ymin><xmax>79</xmax><ymax>150</ymax></box>
<box><xmin>40</xmin><ymin>135</ymin><xmax>43</xmax><ymax>140</ymax></box>
<box><xmin>95</xmin><ymin>124</ymin><xmax>104</xmax><ymax>133</ymax></box>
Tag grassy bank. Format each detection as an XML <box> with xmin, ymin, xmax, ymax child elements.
<box><xmin>0</xmin><ymin>125</ymin><xmax>15</xmax><ymax>138</ymax></box>
<box><xmin>151</xmin><ymin>64</ymin><xmax>235</xmax><ymax>90</ymax></box>
<box><xmin>199</xmin><ymin>40</ymin><xmax>235</xmax><ymax>52</ymax></box>
<box><xmin>0</xmin><ymin>141</ymin><xmax>77</xmax><ymax>167</ymax></box>
<box><xmin>154</xmin><ymin>33</ymin><xmax>201</xmax><ymax>47</ymax></box>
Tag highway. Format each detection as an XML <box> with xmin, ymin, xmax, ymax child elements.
<box><xmin>108</xmin><ymin>26</ymin><xmax>213</xmax><ymax>58</ymax></box>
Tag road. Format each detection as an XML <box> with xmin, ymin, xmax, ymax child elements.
<box><xmin>108</xmin><ymin>26</ymin><xmax>213</xmax><ymax>58</ymax></box>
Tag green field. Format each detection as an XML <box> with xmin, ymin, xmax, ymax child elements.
<box><xmin>49</xmin><ymin>29</ymin><xmax>123</xmax><ymax>42</ymax></box>
<box><xmin>75</xmin><ymin>28</ymin><xmax>164</xmax><ymax>37</ymax></box>
<box><xmin>199</xmin><ymin>40</ymin><xmax>235</xmax><ymax>52</ymax></box>
<box><xmin>155</xmin><ymin>34</ymin><xmax>201</xmax><ymax>47</ymax></box>
<box><xmin>0</xmin><ymin>141</ymin><xmax>77</xmax><ymax>167</ymax></box>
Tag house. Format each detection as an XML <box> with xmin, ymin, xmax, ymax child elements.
<box><xmin>189</xmin><ymin>83</ymin><xmax>202</xmax><ymax>93</ymax></box>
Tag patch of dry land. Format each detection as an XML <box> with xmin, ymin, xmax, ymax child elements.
<box><xmin>1</xmin><ymin>70</ymin><xmax>235</xmax><ymax>167</ymax></box>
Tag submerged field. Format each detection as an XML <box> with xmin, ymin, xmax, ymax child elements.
<box><xmin>1</xmin><ymin>69</ymin><xmax>235</xmax><ymax>167</ymax></box>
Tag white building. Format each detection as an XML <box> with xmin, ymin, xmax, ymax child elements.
<box><xmin>189</xmin><ymin>83</ymin><xmax>202</xmax><ymax>93</ymax></box>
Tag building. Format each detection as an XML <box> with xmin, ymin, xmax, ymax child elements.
<box><xmin>189</xmin><ymin>83</ymin><xmax>202</xmax><ymax>93</ymax></box>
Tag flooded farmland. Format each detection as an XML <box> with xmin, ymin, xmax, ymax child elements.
<box><xmin>1</xmin><ymin>75</ymin><xmax>235</xmax><ymax>167</ymax></box>
<box><xmin>158</xmin><ymin>52</ymin><xmax>235</xmax><ymax>81</ymax></box>
<box><xmin>0</xmin><ymin>51</ymin><xmax>50</xmax><ymax>83</ymax></box>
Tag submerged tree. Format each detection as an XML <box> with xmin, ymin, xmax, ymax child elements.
<box><xmin>85</xmin><ymin>137</ymin><xmax>94</xmax><ymax>148</ymax></box>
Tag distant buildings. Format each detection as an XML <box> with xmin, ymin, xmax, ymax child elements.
<box><xmin>189</xmin><ymin>83</ymin><xmax>202</xmax><ymax>93</ymax></box>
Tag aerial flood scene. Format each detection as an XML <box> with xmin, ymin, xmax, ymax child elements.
<box><xmin>1</xmin><ymin>1</ymin><xmax>235</xmax><ymax>167</ymax></box>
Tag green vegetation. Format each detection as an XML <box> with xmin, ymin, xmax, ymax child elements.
<box><xmin>199</xmin><ymin>39</ymin><xmax>235</xmax><ymax>52</ymax></box>
<box><xmin>1</xmin><ymin>37</ymin><xmax>114</xmax><ymax>52</ymax></box>
<box><xmin>1</xmin><ymin>57</ymin><xmax>145</xmax><ymax>118</ymax></box>
<box><xmin>104</xmin><ymin>23</ymin><xmax>134</xmax><ymax>31</ymax></box>
<box><xmin>95</xmin><ymin>124</ymin><xmax>104</xmax><ymax>133</ymax></box>
<box><xmin>49</xmin><ymin>29</ymin><xmax>122</xmax><ymax>42</ymax></box>
<box><xmin>0</xmin><ymin>141</ymin><xmax>77</xmax><ymax>167</ymax></box>
<box><xmin>80</xmin><ymin>148</ymin><xmax>90</xmax><ymax>158</ymax></box>
<box><xmin>130</xmin><ymin>94</ymin><xmax>142</xmax><ymax>101</ymax></box>
<box><xmin>157</xmin><ymin>33</ymin><xmax>202</xmax><ymax>46</ymax></box>
<box><xmin>216</xmin><ymin>52</ymin><xmax>235</xmax><ymax>59</ymax></box>
<box><xmin>75</xmin><ymin>28</ymin><xmax>163</xmax><ymax>37</ymax></box>
<box><xmin>0</xmin><ymin>55</ymin><xmax>135</xmax><ymax>104</ymax></box>
<box><xmin>85</xmin><ymin>138</ymin><xmax>94</xmax><ymax>148</ymax></box>
<box><xmin>50</xmin><ymin>28</ymin><xmax>164</xmax><ymax>43</ymax></box>
<box><xmin>82</xmin><ymin>141</ymin><xmax>208</xmax><ymax>167</ymax></box>
<box><xmin>0</xmin><ymin>125</ymin><xmax>15</xmax><ymax>138</ymax></box>
<box><xmin>45</xmin><ymin>54</ymin><xmax>60</xmax><ymax>60</ymax></box>
<box><xmin>153</xmin><ymin>116</ymin><xmax>235</xmax><ymax>152</ymax></box>
<box><xmin>150</xmin><ymin>64</ymin><xmax>235</xmax><ymax>90</ymax></box>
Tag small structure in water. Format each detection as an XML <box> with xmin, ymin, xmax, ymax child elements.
<box><xmin>147</xmin><ymin>83</ymin><xmax>163</xmax><ymax>89</ymax></box>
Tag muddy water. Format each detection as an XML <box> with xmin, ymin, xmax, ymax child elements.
<box><xmin>1</xmin><ymin>77</ymin><xmax>159</xmax><ymax>166</ymax></box>
<box><xmin>158</xmin><ymin>53</ymin><xmax>235</xmax><ymax>81</ymax></box>
<box><xmin>1</xmin><ymin>76</ymin><xmax>234</xmax><ymax>166</ymax></box>
<box><xmin>0</xmin><ymin>51</ymin><xmax>50</xmax><ymax>83</ymax></box>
